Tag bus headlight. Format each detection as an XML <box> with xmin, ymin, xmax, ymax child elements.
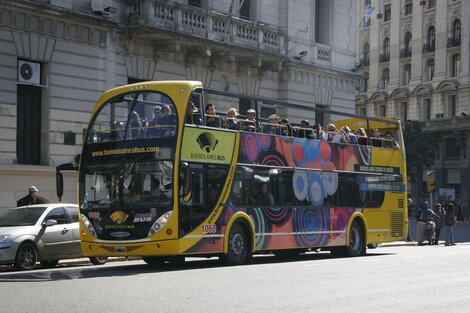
<box><xmin>81</xmin><ymin>214</ymin><xmax>97</xmax><ymax>237</ymax></box>
<box><xmin>148</xmin><ymin>211</ymin><xmax>172</xmax><ymax>236</ymax></box>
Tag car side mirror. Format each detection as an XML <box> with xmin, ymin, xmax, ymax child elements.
<box><xmin>42</xmin><ymin>219</ymin><xmax>58</xmax><ymax>227</ymax></box>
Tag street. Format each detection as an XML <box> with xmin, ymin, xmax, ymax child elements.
<box><xmin>1</xmin><ymin>243</ymin><xmax>470</xmax><ymax>313</ymax></box>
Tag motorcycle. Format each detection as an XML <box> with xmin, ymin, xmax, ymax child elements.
<box><xmin>424</xmin><ymin>220</ymin><xmax>436</xmax><ymax>245</ymax></box>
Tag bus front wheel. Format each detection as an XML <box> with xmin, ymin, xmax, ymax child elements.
<box><xmin>223</xmin><ymin>223</ymin><xmax>251</xmax><ymax>265</ymax></box>
<box><xmin>331</xmin><ymin>220</ymin><xmax>365</xmax><ymax>257</ymax></box>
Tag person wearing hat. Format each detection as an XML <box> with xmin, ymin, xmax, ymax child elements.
<box><xmin>297</xmin><ymin>120</ymin><xmax>315</xmax><ymax>139</ymax></box>
<box><xmin>243</xmin><ymin>109</ymin><xmax>257</xmax><ymax>132</ymax></box>
<box><xmin>262</xmin><ymin>114</ymin><xmax>283</xmax><ymax>135</ymax></box>
<box><xmin>17</xmin><ymin>186</ymin><xmax>48</xmax><ymax>207</ymax></box>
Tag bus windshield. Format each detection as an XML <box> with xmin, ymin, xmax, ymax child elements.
<box><xmin>87</xmin><ymin>91</ymin><xmax>177</xmax><ymax>143</ymax></box>
<box><xmin>81</xmin><ymin>160</ymin><xmax>173</xmax><ymax>211</ymax></box>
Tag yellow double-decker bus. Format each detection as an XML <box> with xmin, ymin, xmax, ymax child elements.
<box><xmin>75</xmin><ymin>80</ymin><xmax>407</xmax><ymax>265</ymax></box>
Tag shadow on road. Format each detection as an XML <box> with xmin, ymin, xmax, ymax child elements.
<box><xmin>0</xmin><ymin>249</ymin><xmax>393</xmax><ymax>282</ymax></box>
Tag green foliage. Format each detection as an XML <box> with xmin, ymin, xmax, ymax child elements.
<box><xmin>403</xmin><ymin>120</ymin><xmax>438</xmax><ymax>180</ymax></box>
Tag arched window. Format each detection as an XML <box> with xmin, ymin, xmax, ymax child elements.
<box><xmin>381</xmin><ymin>37</ymin><xmax>390</xmax><ymax>62</ymax></box>
<box><xmin>381</xmin><ymin>68</ymin><xmax>389</xmax><ymax>89</ymax></box>
<box><xmin>426</xmin><ymin>59</ymin><xmax>435</xmax><ymax>81</ymax></box>
<box><xmin>451</xmin><ymin>54</ymin><xmax>460</xmax><ymax>77</ymax></box>
<box><xmin>427</xmin><ymin>26</ymin><xmax>435</xmax><ymax>52</ymax></box>
<box><xmin>452</xmin><ymin>19</ymin><xmax>461</xmax><ymax>43</ymax></box>
<box><xmin>363</xmin><ymin>42</ymin><xmax>370</xmax><ymax>65</ymax></box>
<box><xmin>403</xmin><ymin>32</ymin><xmax>412</xmax><ymax>57</ymax></box>
<box><xmin>403</xmin><ymin>64</ymin><xmax>411</xmax><ymax>85</ymax></box>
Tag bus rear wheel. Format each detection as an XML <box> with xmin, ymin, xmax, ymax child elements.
<box><xmin>331</xmin><ymin>220</ymin><xmax>365</xmax><ymax>257</ymax></box>
<box><xmin>223</xmin><ymin>223</ymin><xmax>251</xmax><ymax>265</ymax></box>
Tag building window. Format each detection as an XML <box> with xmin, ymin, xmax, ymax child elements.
<box><xmin>379</xmin><ymin>104</ymin><xmax>386</xmax><ymax>117</ymax></box>
<box><xmin>315</xmin><ymin>0</ymin><xmax>330</xmax><ymax>45</ymax></box>
<box><xmin>360</xmin><ymin>107</ymin><xmax>367</xmax><ymax>116</ymax></box>
<box><xmin>403</xmin><ymin>64</ymin><xmax>411</xmax><ymax>85</ymax></box>
<box><xmin>452</xmin><ymin>19</ymin><xmax>461</xmax><ymax>44</ymax></box>
<box><xmin>401</xmin><ymin>32</ymin><xmax>412</xmax><ymax>58</ymax></box>
<box><xmin>423</xmin><ymin>98</ymin><xmax>431</xmax><ymax>120</ymax></box>
<box><xmin>427</xmin><ymin>0</ymin><xmax>436</xmax><ymax>9</ymax></box>
<box><xmin>364</xmin><ymin>0</ymin><xmax>371</xmax><ymax>5</ymax></box>
<box><xmin>384</xmin><ymin>4</ymin><xmax>391</xmax><ymax>22</ymax></box>
<box><xmin>380</xmin><ymin>37</ymin><xmax>390</xmax><ymax>62</ymax></box>
<box><xmin>239</xmin><ymin>0</ymin><xmax>250</xmax><ymax>20</ymax></box>
<box><xmin>425</xmin><ymin>59</ymin><xmax>435</xmax><ymax>81</ymax></box>
<box><xmin>363</xmin><ymin>72</ymin><xmax>369</xmax><ymax>92</ymax></box>
<box><xmin>451</xmin><ymin>54</ymin><xmax>460</xmax><ymax>77</ymax></box>
<box><xmin>381</xmin><ymin>68</ymin><xmax>390</xmax><ymax>89</ymax></box>
<box><xmin>400</xmin><ymin>102</ymin><xmax>408</xmax><ymax>121</ymax></box>
<box><xmin>404</xmin><ymin>0</ymin><xmax>413</xmax><ymax>15</ymax></box>
<box><xmin>448</xmin><ymin>95</ymin><xmax>456</xmax><ymax>117</ymax></box>
<box><xmin>188</xmin><ymin>0</ymin><xmax>202</xmax><ymax>7</ymax></box>
<box><xmin>445</xmin><ymin>138</ymin><xmax>460</xmax><ymax>158</ymax></box>
<box><xmin>425</xmin><ymin>26</ymin><xmax>435</xmax><ymax>52</ymax></box>
<box><xmin>362</xmin><ymin>43</ymin><xmax>370</xmax><ymax>66</ymax></box>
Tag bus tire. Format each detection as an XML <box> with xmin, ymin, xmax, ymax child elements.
<box><xmin>89</xmin><ymin>256</ymin><xmax>108</xmax><ymax>265</ymax></box>
<box><xmin>346</xmin><ymin>220</ymin><xmax>365</xmax><ymax>257</ymax></box>
<box><xmin>223</xmin><ymin>223</ymin><xmax>251</xmax><ymax>265</ymax></box>
<box><xmin>330</xmin><ymin>220</ymin><xmax>365</xmax><ymax>257</ymax></box>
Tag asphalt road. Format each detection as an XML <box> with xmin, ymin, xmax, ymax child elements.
<box><xmin>1</xmin><ymin>244</ymin><xmax>470</xmax><ymax>313</ymax></box>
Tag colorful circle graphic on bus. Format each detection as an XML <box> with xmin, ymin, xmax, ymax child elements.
<box><xmin>249</xmin><ymin>208</ymin><xmax>268</xmax><ymax>249</ymax></box>
<box><xmin>292</xmin><ymin>207</ymin><xmax>329</xmax><ymax>247</ymax></box>
<box><xmin>308</xmin><ymin>172</ymin><xmax>324</xmax><ymax>206</ymax></box>
<box><xmin>322</xmin><ymin>172</ymin><xmax>338</xmax><ymax>197</ymax></box>
<box><xmin>263</xmin><ymin>207</ymin><xmax>290</xmax><ymax>224</ymax></box>
<box><xmin>243</xmin><ymin>133</ymin><xmax>259</xmax><ymax>162</ymax></box>
<box><xmin>293</xmin><ymin>170</ymin><xmax>309</xmax><ymax>201</ymax></box>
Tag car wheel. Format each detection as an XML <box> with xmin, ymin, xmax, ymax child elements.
<box><xmin>40</xmin><ymin>260</ymin><xmax>59</xmax><ymax>268</ymax></box>
<box><xmin>223</xmin><ymin>223</ymin><xmax>251</xmax><ymax>265</ymax></box>
<box><xmin>89</xmin><ymin>256</ymin><xmax>108</xmax><ymax>265</ymax></box>
<box><xmin>15</xmin><ymin>242</ymin><xmax>38</xmax><ymax>271</ymax></box>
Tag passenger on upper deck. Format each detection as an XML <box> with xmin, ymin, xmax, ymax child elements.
<box><xmin>297</xmin><ymin>120</ymin><xmax>315</xmax><ymax>139</ymax></box>
<box><xmin>129</xmin><ymin>111</ymin><xmax>143</xmax><ymax>138</ymax></box>
<box><xmin>314</xmin><ymin>123</ymin><xmax>328</xmax><ymax>141</ymax></box>
<box><xmin>383</xmin><ymin>131</ymin><xmax>399</xmax><ymax>149</ymax></box>
<box><xmin>205</xmin><ymin>103</ymin><xmax>221</xmax><ymax>128</ymax></box>
<box><xmin>370</xmin><ymin>128</ymin><xmax>382</xmax><ymax>147</ymax></box>
<box><xmin>147</xmin><ymin>106</ymin><xmax>161</xmax><ymax>137</ymax></box>
<box><xmin>262</xmin><ymin>114</ymin><xmax>284</xmax><ymax>135</ymax></box>
<box><xmin>356</xmin><ymin>128</ymin><xmax>368</xmax><ymax>145</ymax></box>
<box><xmin>327</xmin><ymin>124</ymin><xmax>348</xmax><ymax>143</ymax></box>
<box><xmin>342</xmin><ymin>126</ymin><xmax>357</xmax><ymax>144</ymax></box>
<box><xmin>225</xmin><ymin>108</ymin><xmax>240</xmax><ymax>130</ymax></box>
<box><xmin>186</xmin><ymin>102</ymin><xmax>202</xmax><ymax>125</ymax></box>
<box><xmin>280</xmin><ymin>118</ymin><xmax>293</xmax><ymax>136</ymax></box>
<box><xmin>243</xmin><ymin>109</ymin><xmax>257</xmax><ymax>132</ymax></box>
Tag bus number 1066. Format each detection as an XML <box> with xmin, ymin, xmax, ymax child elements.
<box><xmin>201</xmin><ymin>224</ymin><xmax>217</xmax><ymax>234</ymax></box>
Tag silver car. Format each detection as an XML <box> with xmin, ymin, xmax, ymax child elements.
<box><xmin>0</xmin><ymin>203</ymin><xmax>107</xmax><ymax>270</ymax></box>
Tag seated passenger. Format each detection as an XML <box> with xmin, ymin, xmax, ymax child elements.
<box><xmin>148</xmin><ymin>178</ymin><xmax>171</xmax><ymax>203</ymax></box>
<box><xmin>356</xmin><ymin>128</ymin><xmax>368</xmax><ymax>145</ymax></box>
<box><xmin>297</xmin><ymin>120</ymin><xmax>315</xmax><ymax>139</ymax></box>
<box><xmin>243</xmin><ymin>109</ymin><xmax>258</xmax><ymax>132</ymax></box>
<box><xmin>186</xmin><ymin>102</ymin><xmax>202</xmax><ymax>125</ymax></box>
<box><xmin>158</xmin><ymin>105</ymin><xmax>177</xmax><ymax>136</ymax></box>
<box><xmin>342</xmin><ymin>126</ymin><xmax>357</xmax><ymax>144</ymax></box>
<box><xmin>327</xmin><ymin>124</ymin><xmax>347</xmax><ymax>143</ymax></box>
<box><xmin>257</xmin><ymin>183</ymin><xmax>274</xmax><ymax>205</ymax></box>
<box><xmin>205</xmin><ymin>103</ymin><xmax>221</xmax><ymax>127</ymax></box>
<box><xmin>262</xmin><ymin>114</ymin><xmax>284</xmax><ymax>135</ymax></box>
<box><xmin>370</xmin><ymin>128</ymin><xmax>382</xmax><ymax>147</ymax></box>
<box><xmin>280</xmin><ymin>118</ymin><xmax>293</xmax><ymax>136</ymax></box>
<box><xmin>224</xmin><ymin>108</ymin><xmax>240</xmax><ymax>130</ymax></box>
<box><xmin>147</xmin><ymin>106</ymin><xmax>161</xmax><ymax>137</ymax></box>
<box><xmin>129</xmin><ymin>111</ymin><xmax>143</xmax><ymax>138</ymax></box>
<box><xmin>383</xmin><ymin>131</ymin><xmax>399</xmax><ymax>149</ymax></box>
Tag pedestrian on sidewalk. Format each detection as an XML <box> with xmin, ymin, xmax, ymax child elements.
<box><xmin>456</xmin><ymin>201</ymin><xmax>464</xmax><ymax>222</ymax></box>
<box><xmin>406</xmin><ymin>198</ymin><xmax>415</xmax><ymax>241</ymax></box>
<box><xmin>433</xmin><ymin>203</ymin><xmax>446</xmax><ymax>245</ymax></box>
<box><xmin>445</xmin><ymin>203</ymin><xmax>456</xmax><ymax>246</ymax></box>
<box><xmin>16</xmin><ymin>186</ymin><xmax>48</xmax><ymax>207</ymax></box>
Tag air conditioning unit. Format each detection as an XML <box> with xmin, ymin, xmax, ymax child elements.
<box><xmin>18</xmin><ymin>60</ymin><xmax>41</xmax><ymax>85</ymax></box>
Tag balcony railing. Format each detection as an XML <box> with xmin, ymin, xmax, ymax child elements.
<box><xmin>129</xmin><ymin>0</ymin><xmax>285</xmax><ymax>55</ymax></box>
<box><xmin>400</xmin><ymin>48</ymin><xmax>412</xmax><ymax>58</ymax></box>
<box><xmin>425</xmin><ymin>115</ymin><xmax>470</xmax><ymax>132</ymax></box>
<box><xmin>360</xmin><ymin>57</ymin><xmax>370</xmax><ymax>67</ymax></box>
<box><xmin>422</xmin><ymin>42</ymin><xmax>435</xmax><ymax>53</ymax></box>
<box><xmin>447</xmin><ymin>37</ymin><xmax>461</xmax><ymax>48</ymax></box>
<box><xmin>379</xmin><ymin>53</ymin><xmax>390</xmax><ymax>63</ymax></box>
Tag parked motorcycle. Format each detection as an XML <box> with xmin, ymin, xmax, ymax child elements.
<box><xmin>425</xmin><ymin>220</ymin><xmax>436</xmax><ymax>245</ymax></box>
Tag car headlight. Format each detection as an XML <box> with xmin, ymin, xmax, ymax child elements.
<box><xmin>81</xmin><ymin>214</ymin><xmax>97</xmax><ymax>237</ymax></box>
<box><xmin>0</xmin><ymin>235</ymin><xmax>10</xmax><ymax>244</ymax></box>
<box><xmin>148</xmin><ymin>211</ymin><xmax>172</xmax><ymax>236</ymax></box>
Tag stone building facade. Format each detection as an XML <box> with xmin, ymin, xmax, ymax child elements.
<box><xmin>355</xmin><ymin>0</ymin><xmax>470</xmax><ymax>212</ymax></box>
<box><xmin>0</xmin><ymin>0</ymin><xmax>358</xmax><ymax>210</ymax></box>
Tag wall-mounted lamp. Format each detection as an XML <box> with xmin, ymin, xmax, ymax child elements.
<box><xmin>294</xmin><ymin>51</ymin><xmax>308</xmax><ymax>61</ymax></box>
<box><xmin>419</xmin><ymin>0</ymin><xmax>426</xmax><ymax>6</ymax></box>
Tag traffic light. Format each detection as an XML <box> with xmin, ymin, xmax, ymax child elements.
<box><xmin>426</xmin><ymin>180</ymin><xmax>435</xmax><ymax>192</ymax></box>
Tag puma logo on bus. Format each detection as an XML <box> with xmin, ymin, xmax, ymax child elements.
<box><xmin>196</xmin><ymin>132</ymin><xmax>219</xmax><ymax>153</ymax></box>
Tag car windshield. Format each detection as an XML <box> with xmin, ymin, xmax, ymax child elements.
<box><xmin>0</xmin><ymin>207</ymin><xmax>48</xmax><ymax>226</ymax></box>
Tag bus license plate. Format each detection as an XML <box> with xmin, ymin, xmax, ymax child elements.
<box><xmin>114</xmin><ymin>247</ymin><xmax>127</xmax><ymax>253</ymax></box>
